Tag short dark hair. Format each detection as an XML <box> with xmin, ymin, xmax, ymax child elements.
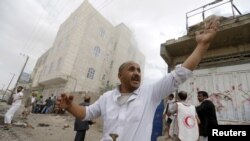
<box><xmin>17</xmin><ymin>86</ymin><xmax>24</xmax><ymax>92</ymax></box>
<box><xmin>118</xmin><ymin>61</ymin><xmax>138</xmax><ymax>74</ymax></box>
<box><xmin>17</xmin><ymin>86</ymin><xmax>23</xmax><ymax>89</ymax></box>
<box><xmin>118</xmin><ymin>62</ymin><xmax>127</xmax><ymax>73</ymax></box>
<box><xmin>168</xmin><ymin>94</ymin><xmax>174</xmax><ymax>98</ymax></box>
<box><xmin>197</xmin><ymin>91</ymin><xmax>208</xmax><ymax>98</ymax></box>
<box><xmin>178</xmin><ymin>91</ymin><xmax>187</xmax><ymax>100</ymax></box>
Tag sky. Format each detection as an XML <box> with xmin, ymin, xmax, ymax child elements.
<box><xmin>0</xmin><ymin>0</ymin><xmax>249</xmax><ymax>90</ymax></box>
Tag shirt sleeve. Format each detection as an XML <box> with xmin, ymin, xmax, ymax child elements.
<box><xmin>168</xmin><ymin>103</ymin><xmax>177</xmax><ymax>114</ymax></box>
<box><xmin>83</xmin><ymin>95</ymin><xmax>103</xmax><ymax>121</ymax></box>
<box><xmin>151</xmin><ymin>64</ymin><xmax>192</xmax><ymax>103</ymax></box>
<box><xmin>170</xmin><ymin>64</ymin><xmax>193</xmax><ymax>85</ymax></box>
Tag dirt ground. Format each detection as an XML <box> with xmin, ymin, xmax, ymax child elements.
<box><xmin>0</xmin><ymin>101</ymin><xmax>172</xmax><ymax>141</ymax></box>
<box><xmin>0</xmin><ymin>101</ymin><xmax>103</xmax><ymax>141</ymax></box>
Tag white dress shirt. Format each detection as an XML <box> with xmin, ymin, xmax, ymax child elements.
<box><xmin>12</xmin><ymin>92</ymin><xmax>23</xmax><ymax>106</ymax></box>
<box><xmin>84</xmin><ymin>65</ymin><xmax>192</xmax><ymax>141</ymax></box>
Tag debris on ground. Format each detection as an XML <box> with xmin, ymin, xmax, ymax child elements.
<box><xmin>38</xmin><ymin>123</ymin><xmax>50</xmax><ymax>127</ymax></box>
<box><xmin>62</xmin><ymin>123</ymin><xmax>70</xmax><ymax>129</ymax></box>
<box><xmin>13</xmin><ymin>121</ymin><xmax>27</xmax><ymax>128</ymax></box>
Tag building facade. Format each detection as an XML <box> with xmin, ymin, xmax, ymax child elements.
<box><xmin>31</xmin><ymin>1</ymin><xmax>145</xmax><ymax>97</ymax></box>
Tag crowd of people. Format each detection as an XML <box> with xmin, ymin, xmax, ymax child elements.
<box><xmin>162</xmin><ymin>90</ymin><xmax>218</xmax><ymax>141</ymax></box>
<box><xmin>3</xmin><ymin>90</ymin><xmax>59</xmax><ymax>130</ymax></box>
<box><xmin>3</xmin><ymin>87</ymin><xmax>94</xmax><ymax>141</ymax></box>
<box><xmin>4</xmin><ymin>16</ymin><xmax>220</xmax><ymax>141</ymax></box>
<box><xmin>32</xmin><ymin>95</ymin><xmax>57</xmax><ymax>114</ymax></box>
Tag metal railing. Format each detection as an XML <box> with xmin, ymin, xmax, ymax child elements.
<box><xmin>186</xmin><ymin>0</ymin><xmax>242</xmax><ymax>31</ymax></box>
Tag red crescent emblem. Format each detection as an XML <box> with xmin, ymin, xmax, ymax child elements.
<box><xmin>183</xmin><ymin>115</ymin><xmax>195</xmax><ymax>128</ymax></box>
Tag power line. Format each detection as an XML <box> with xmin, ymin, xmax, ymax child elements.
<box><xmin>24</xmin><ymin>0</ymin><xmax>62</xmax><ymax>55</ymax></box>
<box><xmin>26</xmin><ymin>0</ymin><xmax>81</xmax><ymax>55</ymax></box>
<box><xmin>21</xmin><ymin>0</ymin><xmax>54</xmax><ymax>53</ymax></box>
<box><xmin>25</xmin><ymin>0</ymin><xmax>114</xmax><ymax>57</ymax></box>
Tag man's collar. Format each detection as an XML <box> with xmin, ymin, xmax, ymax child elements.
<box><xmin>116</xmin><ymin>85</ymin><xmax>140</xmax><ymax>95</ymax></box>
<box><xmin>201</xmin><ymin>98</ymin><xmax>210</xmax><ymax>103</ymax></box>
<box><xmin>113</xmin><ymin>86</ymin><xmax>140</xmax><ymax>102</ymax></box>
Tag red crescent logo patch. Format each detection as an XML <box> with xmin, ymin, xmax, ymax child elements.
<box><xmin>183</xmin><ymin>115</ymin><xmax>196</xmax><ymax>128</ymax></box>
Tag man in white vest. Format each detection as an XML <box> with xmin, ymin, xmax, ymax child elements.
<box><xmin>168</xmin><ymin>91</ymin><xmax>200</xmax><ymax>141</ymax></box>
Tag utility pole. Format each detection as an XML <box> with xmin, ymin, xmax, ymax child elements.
<box><xmin>2</xmin><ymin>73</ymin><xmax>15</xmax><ymax>100</ymax></box>
<box><xmin>14</xmin><ymin>54</ymin><xmax>29</xmax><ymax>88</ymax></box>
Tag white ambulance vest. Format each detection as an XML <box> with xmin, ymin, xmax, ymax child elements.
<box><xmin>177</xmin><ymin>102</ymin><xmax>199</xmax><ymax>141</ymax></box>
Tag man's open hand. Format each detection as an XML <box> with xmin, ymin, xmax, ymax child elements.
<box><xmin>56</xmin><ymin>93</ymin><xmax>74</xmax><ymax>110</ymax></box>
<box><xmin>196</xmin><ymin>16</ymin><xmax>220</xmax><ymax>45</ymax></box>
